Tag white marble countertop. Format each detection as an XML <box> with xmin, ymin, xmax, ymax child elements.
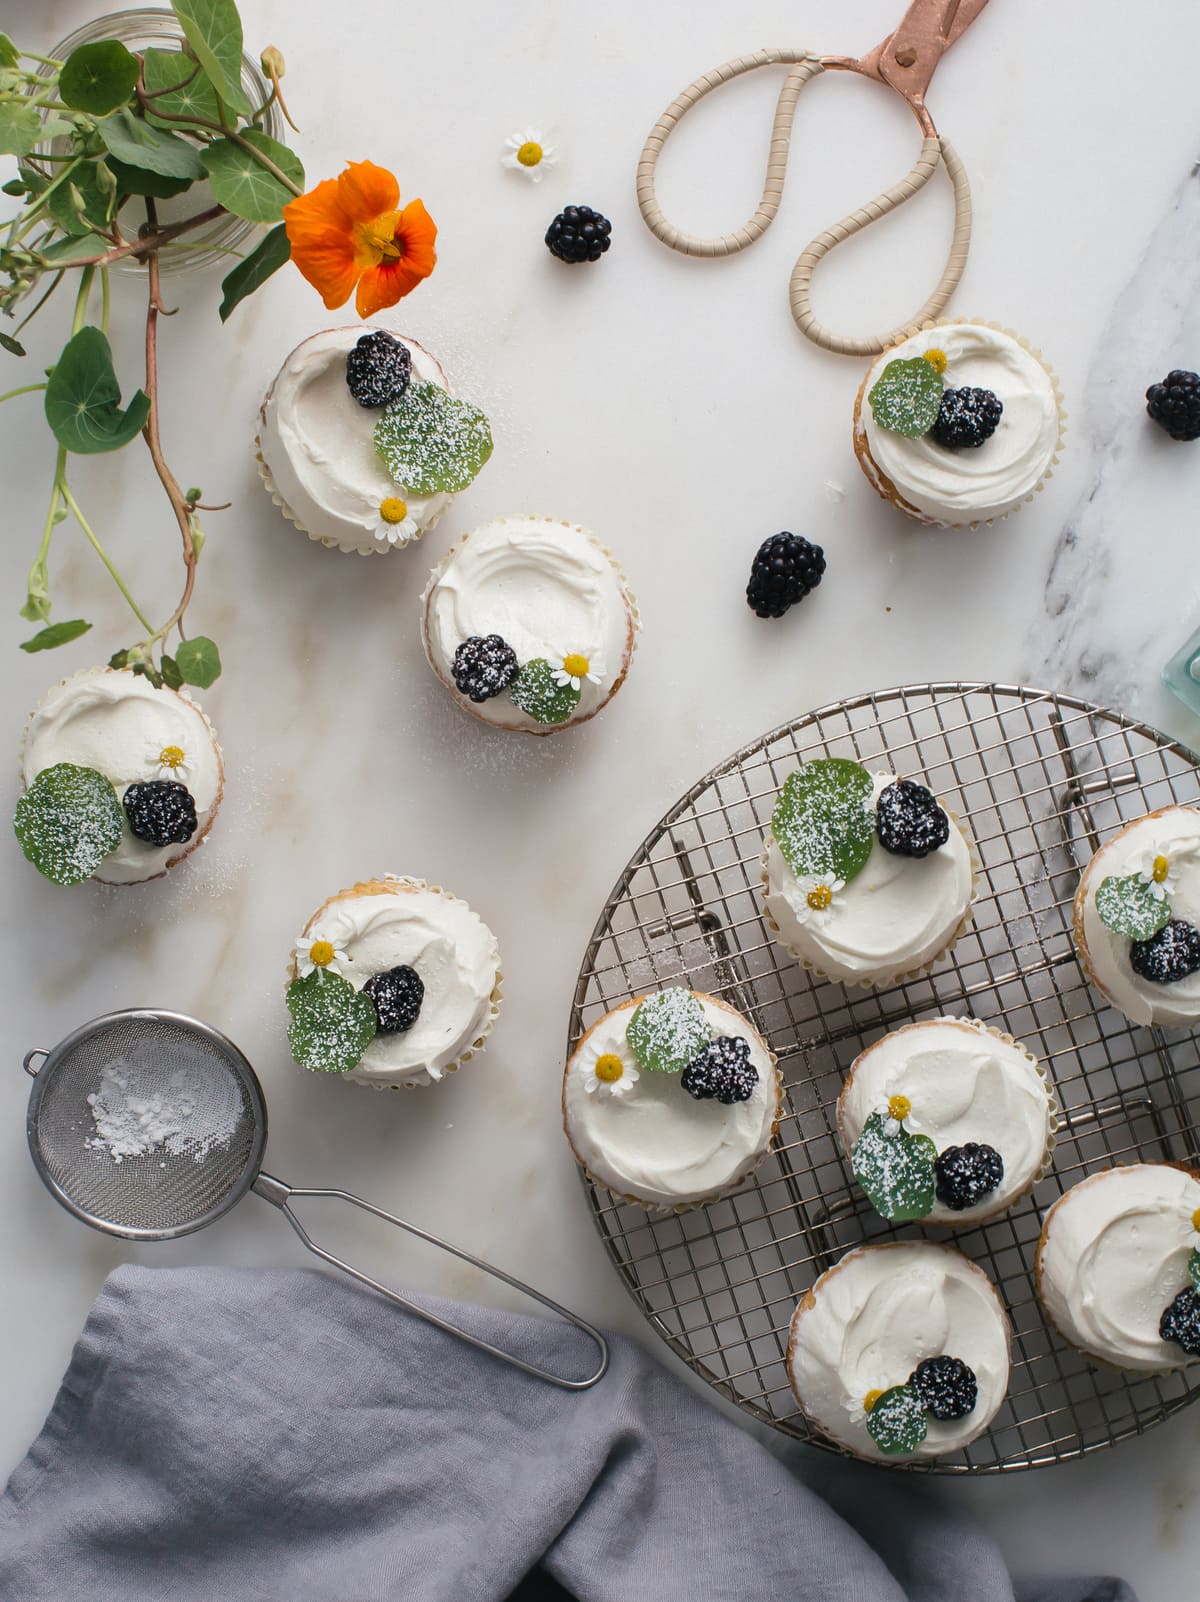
<box><xmin>3</xmin><ymin>0</ymin><xmax>1200</xmax><ymax>1594</ymax></box>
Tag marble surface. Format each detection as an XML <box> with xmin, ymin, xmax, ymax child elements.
<box><xmin>2</xmin><ymin>0</ymin><xmax>1199</xmax><ymax>1594</ymax></box>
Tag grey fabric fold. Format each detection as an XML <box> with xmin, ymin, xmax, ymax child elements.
<box><xmin>0</xmin><ymin>1266</ymin><xmax>1134</xmax><ymax>1602</ymax></box>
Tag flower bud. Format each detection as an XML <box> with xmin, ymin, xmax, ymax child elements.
<box><xmin>260</xmin><ymin>45</ymin><xmax>285</xmax><ymax>78</ymax></box>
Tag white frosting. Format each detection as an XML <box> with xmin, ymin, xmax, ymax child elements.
<box><xmin>301</xmin><ymin>879</ymin><xmax>500</xmax><ymax>1087</ymax></box>
<box><xmin>424</xmin><ymin>516</ymin><xmax>635</xmax><ymax>730</ymax></box>
<box><xmin>762</xmin><ymin>773</ymin><xmax>974</xmax><ymax>986</ymax></box>
<box><xmin>259</xmin><ymin>327</ymin><xmax>453</xmax><ymax>554</ymax></box>
<box><xmin>1078</xmin><ymin>809</ymin><xmax>1200</xmax><ymax>1026</ymax></box>
<box><xmin>563</xmin><ymin>996</ymin><xmax>777</xmax><ymax>1207</ymax></box>
<box><xmin>787</xmin><ymin>1242</ymin><xmax>1011</xmax><ymax>1460</ymax></box>
<box><xmin>861</xmin><ymin>324</ymin><xmax>1059</xmax><ymax>525</ymax></box>
<box><xmin>1037</xmin><ymin>1164</ymin><xmax>1200</xmax><ymax>1372</ymax></box>
<box><xmin>839</xmin><ymin>1019</ymin><xmax>1055</xmax><ymax>1224</ymax></box>
<box><xmin>22</xmin><ymin>668</ymin><xmax>221</xmax><ymax>885</ymax></box>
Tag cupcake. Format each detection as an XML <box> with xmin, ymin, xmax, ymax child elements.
<box><xmin>787</xmin><ymin>1241</ymin><xmax>1011</xmax><ymax>1462</ymax></box>
<box><xmin>15</xmin><ymin>666</ymin><xmax>223</xmax><ymax>887</ymax></box>
<box><xmin>257</xmin><ymin>327</ymin><xmax>493</xmax><ymax>555</ymax></box>
<box><xmin>1036</xmin><ymin>1163</ymin><xmax>1200</xmax><ymax>1372</ymax></box>
<box><xmin>285</xmin><ymin>876</ymin><xmax>502</xmax><ymax>1087</ymax></box>
<box><xmin>1073</xmin><ymin>806</ymin><xmax>1200</xmax><ymax>1027</ymax></box>
<box><xmin>760</xmin><ymin>759</ymin><xmax>976</xmax><ymax>988</ymax></box>
<box><xmin>422</xmin><ymin>516</ymin><xmax>638</xmax><ymax>734</ymax></box>
<box><xmin>562</xmin><ymin>987</ymin><xmax>779</xmax><ymax>1209</ymax></box>
<box><xmin>837</xmin><ymin>1017</ymin><xmax>1059</xmax><ymax>1227</ymax></box>
<box><xmin>852</xmin><ymin>321</ymin><xmax>1062</xmax><ymax>527</ymax></box>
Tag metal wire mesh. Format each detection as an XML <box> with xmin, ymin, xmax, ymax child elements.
<box><xmin>568</xmin><ymin>683</ymin><xmax>1200</xmax><ymax>1473</ymax></box>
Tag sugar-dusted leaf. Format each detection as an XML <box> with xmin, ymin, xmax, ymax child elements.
<box><xmin>868</xmin><ymin>357</ymin><xmax>944</xmax><ymax>438</ymax></box>
<box><xmin>219</xmin><ymin>222</ymin><xmax>289</xmax><ymax>320</ymax></box>
<box><xmin>141</xmin><ymin>45</ymin><xmax>222</xmax><ymax>126</ymax></box>
<box><xmin>44</xmin><ymin>326</ymin><xmax>150</xmax><ymax>454</ymax></box>
<box><xmin>1190</xmin><ymin>1248</ymin><xmax>1200</xmax><ymax>1295</ymax></box>
<box><xmin>20</xmin><ymin>618</ymin><xmax>92</xmax><ymax>653</ymax></box>
<box><xmin>508</xmin><ymin>658</ymin><xmax>579</xmax><ymax>725</ymax></box>
<box><xmin>286</xmin><ymin>969</ymin><xmax>376</xmax><ymax>1074</ymax></box>
<box><xmin>771</xmin><ymin>758</ymin><xmax>875</xmax><ymax>883</ymax></box>
<box><xmin>627</xmin><ymin>987</ymin><xmax>713</xmax><ymax>1075</ymax></box>
<box><xmin>851</xmin><ymin>1113</ymin><xmax>936</xmax><ymax>1222</ymax></box>
<box><xmin>1095</xmin><ymin>872</ymin><xmax>1172</xmax><ymax>941</ymax></box>
<box><xmin>175</xmin><ymin>635</ymin><xmax>221</xmax><ymax>688</ymax></box>
<box><xmin>374</xmin><ymin>381</ymin><xmax>493</xmax><ymax>495</ymax></box>
<box><xmin>866</xmin><ymin>1384</ymin><xmax>928</xmax><ymax>1456</ymax></box>
<box><xmin>0</xmin><ymin>102</ymin><xmax>42</xmax><ymax>158</ymax></box>
<box><xmin>14</xmin><ymin>762</ymin><xmax>123</xmax><ymax>886</ymax></box>
<box><xmin>59</xmin><ymin>40</ymin><xmax>139</xmax><ymax>115</ymax></box>
<box><xmin>104</xmin><ymin>154</ymin><xmax>193</xmax><ymax>199</ymax></box>
<box><xmin>48</xmin><ymin>164</ymin><xmax>118</xmax><ymax>237</ymax></box>
<box><xmin>96</xmin><ymin>107</ymin><xmax>205</xmax><ymax>181</ymax></box>
<box><xmin>170</xmin><ymin>0</ymin><xmax>251</xmax><ymax>118</ymax></box>
<box><xmin>200</xmin><ymin>130</ymin><xmax>303</xmax><ymax>223</ymax></box>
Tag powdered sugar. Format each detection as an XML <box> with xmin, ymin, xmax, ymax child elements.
<box><xmin>85</xmin><ymin>1044</ymin><xmax>243</xmax><ymax>1164</ymax></box>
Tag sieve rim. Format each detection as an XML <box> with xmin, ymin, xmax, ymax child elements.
<box><xmin>25</xmin><ymin>1008</ymin><xmax>268</xmax><ymax>1242</ymax></box>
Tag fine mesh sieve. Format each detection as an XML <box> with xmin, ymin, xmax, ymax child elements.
<box><xmin>23</xmin><ymin>1010</ymin><xmax>608</xmax><ymax>1390</ymax></box>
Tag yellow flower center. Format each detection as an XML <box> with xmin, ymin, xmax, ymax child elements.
<box><xmin>309</xmin><ymin>940</ymin><xmax>335</xmax><ymax>968</ymax></box>
<box><xmin>354</xmin><ymin>213</ymin><xmax>402</xmax><ymax>265</ymax></box>
<box><xmin>158</xmin><ymin>744</ymin><xmax>185</xmax><ymax>770</ymax></box>
<box><xmin>806</xmin><ymin>883</ymin><xmax>833</xmax><ymax>912</ymax></box>
<box><xmin>922</xmin><ymin>348</ymin><xmax>948</xmax><ymax>374</ymax></box>
<box><xmin>1192</xmin><ymin>1207</ymin><xmax>1200</xmax><ymax>1233</ymax></box>
<box><xmin>862</xmin><ymin>1388</ymin><xmax>884</xmax><ymax>1414</ymax></box>
<box><xmin>1152</xmin><ymin>854</ymin><xmax>1171</xmax><ymax>884</ymax></box>
<box><xmin>517</xmin><ymin>141</ymin><xmax>543</xmax><ymax>168</ymax></box>
<box><xmin>380</xmin><ymin>497</ymin><xmax>409</xmax><ymax>524</ymax></box>
<box><xmin>563</xmin><ymin>652</ymin><xmax>589</xmax><ymax>678</ymax></box>
<box><xmin>594</xmin><ymin>1053</ymin><xmax>624</xmax><ymax>1083</ymax></box>
<box><xmin>887</xmin><ymin>1094</ymin><xmax>911</xmax><ymax>1123</ymax></box>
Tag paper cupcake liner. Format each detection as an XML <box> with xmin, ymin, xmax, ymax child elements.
<box><xmin>561</xmin><ymin>990</ymin><xmax>782</xmax><ymax>1214</ymax></box>
<box><xmin>420</xmin><ymin>516</ymin><xmax>641</xmax><ymax>737</ymax></box>
<box><xmin>286</xmin><ymin>874</ymin><xmax>503</xmax><ymax>1090</ymax></box>
<box><xmin>18</xmin><ymin>665</ymin><xmax>225</xmax><ymax>888</ymax></box>
<box><xmin>851</xmin><ymin>318</ymin><xmax>1067</xmax><ymax>530</ymax></box>
<box><xmin>835</xmin><ymin>1016</ymin><xmax>1061</xmax><ymax>1229</ymax></box>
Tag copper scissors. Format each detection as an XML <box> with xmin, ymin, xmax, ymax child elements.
<box><xmin>636</xmin><ymin>0</ymin><xmax>991</xmax><ymax>355</ymax></box>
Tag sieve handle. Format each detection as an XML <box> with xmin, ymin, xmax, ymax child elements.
<box><xmin>252</xmin><ymin>1173</ymin><xmax>609</xmax><ymax>1390</ymax></box>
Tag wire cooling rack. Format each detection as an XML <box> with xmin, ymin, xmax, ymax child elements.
<box><xmin>568</xmin><ymin>683</ymin><xmax>1200</xmax><ymax>1473</ymax></box>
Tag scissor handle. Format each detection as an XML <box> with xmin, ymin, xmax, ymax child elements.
<box><xmin>636</xmin><ymin>50</ymin><xmax>973</xmax><ymax>355</ymax></box>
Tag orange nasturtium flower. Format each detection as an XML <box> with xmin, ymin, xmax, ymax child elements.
<box><xmin>283</xmin><ymin>160</ymin><xmax>438</xmax><ymax>319</ymax></box>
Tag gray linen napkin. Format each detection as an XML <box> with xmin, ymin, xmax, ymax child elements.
<box><xmin>0</xmin><ymin>1265</ymin><xmax>1133</xmax><ymax>1602</ymax></box>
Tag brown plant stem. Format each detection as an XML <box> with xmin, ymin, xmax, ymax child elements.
<box><xmin>70</xmin><ymin>205</ymin><xmax>226</xmax><ymax>271</ymax></box>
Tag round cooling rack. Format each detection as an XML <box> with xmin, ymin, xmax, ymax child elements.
<box><xmin>567</xmin><ymin>683</ymin><xmax>1200</xmax><ymax>1473</ymax></box>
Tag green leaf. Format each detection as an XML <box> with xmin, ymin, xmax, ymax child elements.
<box><xmin>104</xmin><ymin>154</ymin><xmax>193</xmax><ymax>199</ymax></box>
<box><xmin>96</xmin><ymin>107</ymin><xmax>205</xmax><ymax>181</ymax></box>
<box><xmin>20</xmin><ymin>618</ymin><xmax>92</xmax><ymax>653</ymax></box>
<box><xmin>59</xmin><ymin>40</ymin><xmax>140</xmax><ymax>115</ymax></box>
<box><xmin>141</xmin><ymin>45</ymin><xmax>222</xmax><ymax>127</ymax></box>
<box><xmin>771</xmin><ymin>758</ymin><xmax>876</xmax><ymax>883</ymax></box>
<box><xmin>0</xmin><ymin>103</ymin><xmax>42</xmax><ymax>158</ymax></box>
<box><xmin>37</xmin><ymin>232</ymin><xmax>110</xmax><ymax>266</ymax></box>
<box><xmin>851</xmin><ymin>1113</ymin><xmax>937</xmax><ymax>1222</ymax></box>
<box><xmin>200</xmin><ymin>130</ymin><xmax>303</xmax><ymax>223</ymax></box>
<box><xmin>14</xmin><ymin>762</ymin><xmax>123</xmax><ymax>886</ymax></box>
<box><xmin>218</xmin><ymin>222</ymin><xmax>289</xmax><ymax>319</ymax></box>
<box><xmin>865</xmin><ymin>1385</ymin><xmax>928</xmax><ymax>1457</ymax></box>
<box><xmin>175</xmin><ymin>635</ymin><xmax>221</xmax><ymax>687</ymax></box>
<box><xmin>868</xmin><ymin>356</ymin><xmax>944</xmax><ymax>438</ymax></box>
<box><xmin>44</xmin><ymin>326</ymin><xmax>150</xmax><ymax>454</ymax></box>
<box><xmin>48</xmin><ymin>164</ymin><xmax>117</xmax><ymax>237</ymax></box>
<box><xmin>1190</xmin><ymin>1248</ymin><xmax>1200</xmax><ymax>1294</ymax></box>
<box><xmin>286</xmin><ymin>969</ymin><xmax>377</xmax><ymax>1074</ymax></box>
<box><xmin>0</xmin><ymin>34</ymin><xmax>18</xmax><ymax>69</ymax></box>
<box><xmin>170</xmin><ymin>0</ymin><xmax>251</xmax><ymax>117</ymax></box>
<box><xmin>375</xmin><ymin>381</ymin><xmax>493</xmax><ymax>495</ymax></box>
<box><xmin>508</xmin><ymin>658</ymin><xmax>579</xmax><ymax>726</ymax></box>
<box><xmin>1095</xmin><ymin>873</ymin><xmax>1171</xmax><ymax>941</ymax></box>
<box><xmin>0</xmin><ymin>332</ymin><xmax>26</xmax><ymax>357</ymax></box>
<box><xmin>627</xmin><ymin>987</ymin><xmax>712</xmax><ymax>1075</ymax></box>
<box><xmin>159</xmin><ymin>652</ymin><xmax>184</xmax><ymax>691</ymax></box>
<box><xmin>2</xmin><ymin>177</ymin><xmax>26</xmax><ymax>196</ymax></box>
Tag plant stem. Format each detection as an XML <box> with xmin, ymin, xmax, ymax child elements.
<box><xmin>57</xmin><ymin>477</ymin><xmax>154</xmax><ymax>635</ymax></box>
<box><xmin>99</xmin><ymin>265</ymin><xmax>110</xmax><ymax>335</ymax></box>
<box><xmin>71</xmin><ymin>265</ymin><xmax>93</xmax><ymax>333</ymax></box>
<box><xmin>0</xmin><ymin>382</ymin><xmax>47</xmax><ymax>404</ymax></box>
<box><xmin>12</xmin><ymin>268</ymin><xmax>64</xmax><ymax>335</ymax></box>
<box><xmin>70</xmin><ymin>206</ymin><xmax>224</xmax><ymax>270</ymax></box>
<box><xmin>18</xmin><ymin>51</ymin><xmax>65</xmax><ymax>68</ymax></box>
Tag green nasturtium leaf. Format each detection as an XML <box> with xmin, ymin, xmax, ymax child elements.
<box><xmin>175</xmin><ymin>635</ymin><xmax>221</xmax><ymax>688</ymax></box>
<box><xmin>851</xmin><ymin>1113</ymin><xmax>937</xmax><ymax>1222</ymax></box>
<box><xmin>0</xmin><ymin>102</ymin><xmax>42</xmax><ymax>158</ymax></box>
<box><xmin>170</xmin><ymin>0</ymin><xmax>251</xmax><ymax>118</ymax></box>
<box><xmin>48</xmin><ymin>164</ymin><xmax>118</xmax><ymax>237</ymax></box>
<box><xmin>14</xmin><ymin>762</ymin><xmax>123</xmax><ymax>886</ymax></box>
<box><xmin>96</xmin><ymin>108</ymin><xmax>205</xmax><ymax>181</ymax></box>
<box><xmin>20</xmin><ymin>618</ymin><xmax>92</xmax><ymax>652</ymax></box>
<box><xmin>200</xmin><ymin>130</ymin><xmax>302</xmax><ymax>222</ymax></box>
<box><xmin>219</xmin><ymin>223</ymin><xmax>290</xmax><ymax>320</ymax></box>
<box><xmin>508</xmin><ymin>658</ymin><xmax>579</xmax><ymax>726</ymax></box>
<box><xmin>1189</xmin><ymin>1248</ymin><xmax>1200</xmax><ymax>1294</ymax></box>
<box><xmin>0</xmin><ymin>33</ymin><xmax>18</xmax><ymax>69</ymax></box>
<box><xmin>104</xmin><ymin>154</ymin><xmax>193</xmax><ymax>199</ymax></box>
<box><xmin>286</xmin><ymin>969</ymin><xmax>376</xmax><ymax>1075</ymax></box>
<box><xmin>37</xmin><ymin>232</ymin><xmax>111</xmax><ymax>266</ymax></box>
<box><xmin>866</xmin><ymin>1384</ymin><xmax>928</xmax><ymax>1456</ymax></box>
<box><xmin>59</xmin><ymin>40</ymin><xmax>140</xmax><ymax>115</ymax></box>
<box><xmin>771</xmin><ymin>758</ymin><xmax>875</xmax><ymax>883</ymax></box>
<box><xmin>1094</xmin><ymin>873</ymin><xmax>1171</xmax><ymax>941</ymax></box>
<box><xmin>374</xmin><ymin>381</ymin><xmax>494</xmax><ymax>496</ymax></box>
<box><xmin>868</xmin><ymin>357</ymin><xmax>944</xmax><ymax>438</ymax></box>
<box><xmin>44</xmin><ymin>326</ymin><xmax>150</xmax><ymax>455</ymax></box>
<box><xmin>627</xmin><ymin>987</ymin><xmax>712</xmax><ymax>1075</ymax></box>
<box><xmin>141</xmin><ymin>45</ymin><xmax>223</xmax><ymax>126</ymax></box>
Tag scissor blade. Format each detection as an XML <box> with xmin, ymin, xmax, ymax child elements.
<box><xmin>861</xmin><ymin>0</ymin><xmax>991</xmax><ymax>103</ymax></box>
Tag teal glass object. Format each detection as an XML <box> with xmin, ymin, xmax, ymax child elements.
<box><xmin>1162</xmin><ymin>627</ymin><xmax>1200</xmax><ymax>716</ymax></box>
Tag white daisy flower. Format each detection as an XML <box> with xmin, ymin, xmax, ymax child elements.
<box><xmin>293</xmin><ymin>932</ymin><xmax>351</xmax><ymax>979</ymax></box>
<box><xmin>149</xmin><ymin>742</ymin><xmax>190</xmax><ymax>781</ymax></box>
<box><xmin>552</xmin><ymin>651</ymin><xmax>605</xmax><ymax>693</ymax></box>
<box><xmin>843</xmin><ymin>1388</ymin><xmax>884</xmax><ymax>1427</ymax></box>
<box><xmin>373</xmin><ymin>496</ymin><xmax>419</xmax><ymax>547</ymax></box>
<box><xmin>794</xmin><ymin>872</ymin><xmax>845</xmax><ymax>924</ymax></box>
<box><xmin>582</xmin><ymin>1041</ymin><xmax>639</xmax><ymax>1100</ymax></box>
<box><xmin>873</xmin><ymin>1091</ymin><xmax>912</xmax><ymax>1139</ymax></box>
<box><xmin>1139</xmin><ymin>851</ymin><xmax>1178</xmax><ymax>902</ymax></box>
<box><xmin>501</xmin><ymin>127</ymin><xmax>559</xmax><ymax>183</ymax></box>
<box><xmin>1189</xmin><ymin>1205</ymin><xmax>1200</xmax><ymax>1252</ymax></box>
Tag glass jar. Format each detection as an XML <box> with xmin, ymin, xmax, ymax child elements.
<box><xmin>1163</xmin><ymin>626</ymin><xmax>1200</xmax><ymax>719</ymax></box>
<box><xmin>32</xmin><ymin>7</ymin><xmax>284</xmax><ymax>276</ymax></box>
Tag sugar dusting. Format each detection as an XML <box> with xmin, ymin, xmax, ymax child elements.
<box><xmin>85</xmin><ymin>1040</ymin><xmax>242</xmax><ymax>1164</ymax></box>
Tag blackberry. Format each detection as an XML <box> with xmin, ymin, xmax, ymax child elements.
<box><xmin>545</xmin><ymin>205</ymin><xmax>612</xmax><ymax>264</ymax></box>
<box><xmin>909</xmin><ymin>1356</ymin><xmax>978</xmax><ymax>1420</ymax></box>
<box><xmin>363</xmin><ymin>965</ymin><xmax>424</xmax><ymax>1033</ymax></box>
<box><xmin>345</xmin><ymin>330</ymin><xmax>412</xmax><ymax>408</ymax></box>
<box><xmin>745</xmin><ymin>532</ymin><xmax>826</xmax><ymax>619</ymax></box>
<box><xmin>1146</xmin><ymin>369</ymin><xmax>1200</xmax><ymax>441</ymax></box>
<box><xmin>930</xmin><ymin>386</ymin><xmax>1003</xmax><ymax>449</ymax></box>
<box><xmin>934</xmin><ymin>1143</ymin><xmax>1004</xmax><ymax>1211</ymax></box>
<box><xmin>122</xmin><ymin>780</ymin><xmax>197</xmax><ymax>848</ymax></box>
<box><xmin>1129</xmin><ymin>919</ymin><xmax>1200</xmax><ymax>985</ymax></box>
<box><xmin>875</xmin><ymin>779</ymin><xmax>950</xmax><ymax>858</ymax></box>
<box><xmin>1159</xmin><ymin>1288</ymin><xmax>1200</xmax><ymax>1356</ymax></box>
<box><xmin>681</xmin><ymin>1036</ymin><xmax>759</xmax><ymax>1104</ymax></box>
<box><xmin>451</xmin><ymin>635</ymin><xmax>519</xmax><ymax>702</ymax></box>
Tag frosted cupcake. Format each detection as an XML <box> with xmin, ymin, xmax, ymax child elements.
<box><xmin>422</xmin><ymin>516</ymin><xmax>638</xmax><ymax>734</ymax></box>
<box><xmin>562</xmin><ymin>987</ymin><xmax>779</xmax><ymax>1209</ymax></box>
<box><xmin>787</xmin><ymin>1241</ymin><xmax>1011</xmax><ymax>1462</ymax></box>
<box><xmin>257</xmin><ymin>327</ymin><xmax>493</xmax><ymax>555</ymax></box>
<box><xmin>15</xmin><ymin>666</ymin><xmax>223</xmax><ymax>887</ymax></box>
<box><xmin>285</xmin><ymin>876</ymin><xmax>502</xmax><ymax>1087</ymax></box>
<box><xmin>838</xmin><ymin>1018</ymin><xmax>1059</xmax><ymax>1228</ymax></box>
<box><xmin>1073</xmin><ymin>806</ymin><xmax>1200</xmax><ymax>1027</ymax></box>
<box><xmin>1036</xmin><ymin>1164</ymin><xmax>1200</xmax><ymax>1371</ymax></box>
<box><xmin>852</xmin><ymin>321</ymin><xmax>1062</xmax><ymax>526</ymax></box>
<box><xmin>760</xmin><ymin>758</ymin><xmax>975</xmax><ymax>988</ymax></box>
